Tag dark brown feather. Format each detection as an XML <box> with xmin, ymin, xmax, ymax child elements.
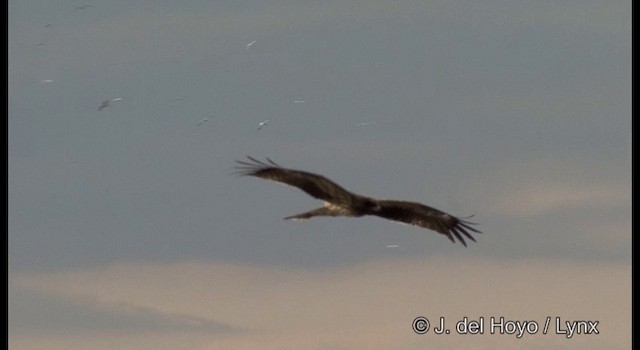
<box><xmin>374</xmin><ymin>200</ymin><xmax>480</xmax><ymax>246</ymax></box>
<box><xmin>233</xmin><ymin>156</ymin><xmax>358</xmax><ymax>207</ymax></box>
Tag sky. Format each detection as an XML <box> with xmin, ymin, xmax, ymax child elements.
<box><xmin>8</xmin><ymin>0</ymin><xmax>631</xmax><ymax>349</ymax></box>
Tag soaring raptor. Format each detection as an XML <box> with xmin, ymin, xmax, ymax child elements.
<box><xmin>234</xmin><ymin>157</ymin><xmax>481</xmax><ymax>246</ymax></box>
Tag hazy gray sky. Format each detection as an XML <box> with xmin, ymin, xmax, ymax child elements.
<box><xmin>9</xmin><ymin>1</ymin><xmax>631</xmax><ymax>349</ymax></box>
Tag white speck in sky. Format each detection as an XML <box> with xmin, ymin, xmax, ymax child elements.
<box><xmin>257</xmin><ymin>119</ymin><xmax>269</xmax><ymax>130</ymax></box>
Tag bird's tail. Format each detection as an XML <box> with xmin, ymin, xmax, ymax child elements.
<box><xmin>283</xmin><ymin>207</ymin><xmax>338</xmax><ymax>220</ymax></box>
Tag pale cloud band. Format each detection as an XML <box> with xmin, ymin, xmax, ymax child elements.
<box><xmin>10</xmin><ymin>256</ymin><xmax>630</xmax><ymax>350</ymax></box>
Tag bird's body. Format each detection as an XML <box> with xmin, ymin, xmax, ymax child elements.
<box><xmin>234</xmin><ymin>157</ymin><xmax>481</xmax><ymax>246</ymax></box>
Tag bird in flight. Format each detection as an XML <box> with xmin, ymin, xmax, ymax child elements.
<box><xmin>97</xmin><ymin>97</ymin><xmax>122</xmax><ymax>111</ymax></box>
<box><xmin>246</xmin><ymin>40</ymin><xmax>257</xmax><ymax>50</ymax></box>
<box><xmin>234</xmin><ymin>157</ymin><xmax>481</xmax><ymax>246</ymax></box>
<box><xmin>257</xmin><ymin>120</ymin><xmax>269</xmax><ymax>130</ymax></box>
<box><xmin>196</xmin><ymin>117</ymin><xmax>210</xmax><ymax>126</ymax></box>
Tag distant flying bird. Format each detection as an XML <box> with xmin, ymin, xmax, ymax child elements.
<box><xmin>73</xmin><ymin>5</ymin><xmax>92</xmax><ymax>10</ymax></box>
<box><xmin>386</xmin><ymin>244</ymin><xmax>400</xmax><ymax>248</ymax></box>
<box><xmin>37</xmin><ymin>24</ymin><xmax>54</xmax><ymax>46</ymax></box>
<box><xmin>246</xmin><ymin>40</ymin><xmax>257</xmax><ymax>50</ymax></box>
<box><xmin>196</xmin><ymin>118</ymin><xmax>210</xmax><ymax>126</ymax></box>
<box><xmin>97</xmin><ymin>97</ymin><xmax>122</xmax><ymax>111</ymax></box>
<box><xmin>39</xmin><ymin>79</ymin><xmax>54</xmax><ymax>83</ymax></box>
<box><xmin>234</xmin><ymin>157</ymin><xmax>481</xmax><ymax>246</ymax></box>
<box><xmin>294</xmin><ymin>100</ymin><xmax>305</xmax><ymax>104</ymax></box>
<box><xmin>257</xmin><ymin>120</ymin><xmax>269</xmax><ymax>130</ymax></box>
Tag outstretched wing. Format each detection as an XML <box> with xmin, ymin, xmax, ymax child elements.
<box><xmin>233</xmin><ymin>156</ymin><xmax>359</xmax><ymax>207</ymax></box>
<box><xmin>373</xmin><ymin>200</ymin><xmax>481</xmax><ymax>246</ymax></box>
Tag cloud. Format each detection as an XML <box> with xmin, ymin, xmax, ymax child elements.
<box><xmin>8</xmin><ymin>287</ymin><xmax>237</xmax><ymax>336</ymax></box>
<box><xmin>10</xmin><ymin>256</ymin><xmax>631</xmax><ymax>350</ymax></box>
<box><xmin>466</xmin><ymin>155</ymin><xmax>630</xmax><ymax>218</ymax></box>
<box><xmin>451</xmin><ymin>155</ymin><xmax>631</xmax><ymax>261</ymax></box>
<box><xmin>488</xmin><ymin>184</ymin><xmax>629</xmax><ymax>217</ymax></box>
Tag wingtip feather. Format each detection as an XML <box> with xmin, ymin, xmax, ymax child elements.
<box><xmin>232</xmin><ymin>156</ymin><xmax>281</xmax><ymax>177</ymax></box>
